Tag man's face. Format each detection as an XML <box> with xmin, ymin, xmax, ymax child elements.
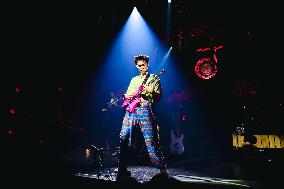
<box><xmin>136</xmin><ymin>60</ymin><xmax>148</xmax><ymax>73</ymax></box>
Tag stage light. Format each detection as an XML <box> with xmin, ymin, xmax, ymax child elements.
<box><xmin>9</xmin><ymin>107</ymin><xmax>16</xmax><ymax>114</ymax></box>
<box><xmin>15</xmin><ymin>86</ymin><xmax>21</xmax><ymax>93</ymax></box>
<box><xmin>7</xmin><ymin>129</ymin><xmax>14</xmax><ymax>136</ymax></box>
<box><xmin>132</xmin><ymin>7</ymin><xmax>140</xmax><ymax>20</ymax></box>
<box><xmin>85</xmin><ymin>148</ymin><xmax>91</xmax><ymax>160</ymax></box>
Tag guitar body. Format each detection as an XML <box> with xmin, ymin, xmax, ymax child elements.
<box><xmin>121</xmin><ymin>85</ymin><xmax>143</xmax><ymax>112</ymax></box>
<box><xmin>170</xmin><ymin>130</ymin><xmax>185</xmax><ymax>155</ymax></box>
<box><xmin>121</xmin><ymin>98</ymin><xmax>130</xmax><ymax>108</ymax></box>
<box><xmin>126</xmin><ymin>98</ymin><xmax>141</xmax><ymax>112</ymax></box>
<box><xmin>169</xmin><ymin>103</ymin><xmax>185</xmax><ymax>156</ymax></box>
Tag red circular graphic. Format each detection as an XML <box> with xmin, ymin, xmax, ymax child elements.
<box><xmin>194</xmin><ymin>58</ymin><xmax>218</xmax><ymax>80</ymax></box>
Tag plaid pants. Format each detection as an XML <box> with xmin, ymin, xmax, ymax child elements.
<box><xmin>119</xmin><ymin>101</ymin><xmax>166</xmax><ymax>169</ymax></box>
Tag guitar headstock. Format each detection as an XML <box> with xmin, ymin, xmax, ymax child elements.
<box><xmin>151</xmin><ymin>69</ymin><xmax>165</xmax><ymax>83</ymax></box>
<box><xmin>159</xmin><ymin>69</ymin><xmax>166</xmax><ymax>75</ymax></box>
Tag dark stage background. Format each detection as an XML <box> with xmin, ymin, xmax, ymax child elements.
<box><xmin>1</xmin><ymin>0</ymin><xmax>283</xmax><ymax>183</ymax></box>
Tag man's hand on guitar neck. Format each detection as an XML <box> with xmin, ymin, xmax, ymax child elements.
<box><xmin>143</xmin><ymin>84</ymin><xmax>153</xmax><ymax>93</ymax></box>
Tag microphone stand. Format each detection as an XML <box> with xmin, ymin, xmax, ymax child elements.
<box><xmin>91</xmin><ymin>145</ymin><xmax>112</xmax><ymax>180</ymax></box>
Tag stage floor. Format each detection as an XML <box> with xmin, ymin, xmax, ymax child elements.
<box><xmin>68</xmin><ymin>149</ymin><xmax>283</xmax><ymax>188</ymax></box>
<box><xmin>74</xmin><ymin>166</ymin><xmax>260</xmax><ymax>188</ymax></box>
<box><xmin>2</xmin><ymin>145</ymin><xmax>282</xmax><ymax>188</ymax></box>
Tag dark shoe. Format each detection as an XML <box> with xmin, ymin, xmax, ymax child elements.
<box><xmin>116</xmin><ymin>170</ymin><xmax>131</xmax><ymax>180</ymax></box>
<box><xmin>150</xmin><ymin>170</ymin><xmax>170</xmax><ymax>183</ymax></box>
<box><xmin>113</xmin><ymin>167</ymin><xmax>118</xmax><ymax>173</ymax></box>
<box><xmin>159</xmin><ymin>169</ymin><xmax>169</xmax><ymax>178</ymax></box>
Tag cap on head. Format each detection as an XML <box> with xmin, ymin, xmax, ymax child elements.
<box><xmin>133</xmin><ymin>54</ymin><xmax>149</xmax><ymax>64</ymax></box>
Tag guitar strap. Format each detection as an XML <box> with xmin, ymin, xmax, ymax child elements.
<box><xmin>132</xmin><ymin>73</ymin><xmax>150</xmax><ymax>98</ymax></box>
<box><xmin>141</xmin><ymin>73</ymin><xmax>150</xmax><ymax>86</ymax></box>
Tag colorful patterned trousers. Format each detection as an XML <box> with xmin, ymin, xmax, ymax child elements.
<box><xmin>119</xmin><ymin>101</ymin><xmax>166</xmax><ymax>170</ymax></box>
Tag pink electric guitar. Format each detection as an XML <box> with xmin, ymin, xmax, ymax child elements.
<box><xmin>121</xmin><ymin>69</ymin><xmax>165</xmax><ymax>112</ymax></box>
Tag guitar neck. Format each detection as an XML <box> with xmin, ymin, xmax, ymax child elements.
<box><xmin>133</xmin><ymin>69</ymin><xmax>165</xmax><ymax>98</ymax></box>
<box><xmin>146</xmin><ymin>70</ymin><xmax>165</xmax><ymax>86</ymax></box>
<box><xmin>147</xmin><ymin>75</ymin><xmax>159</xmax><ymax>85</ymax></box>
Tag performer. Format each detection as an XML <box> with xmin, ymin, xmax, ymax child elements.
<box><xmin>117</xmin><ymin>54</ymin><xmax>168</xmax><ymax>179</ymax></box>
